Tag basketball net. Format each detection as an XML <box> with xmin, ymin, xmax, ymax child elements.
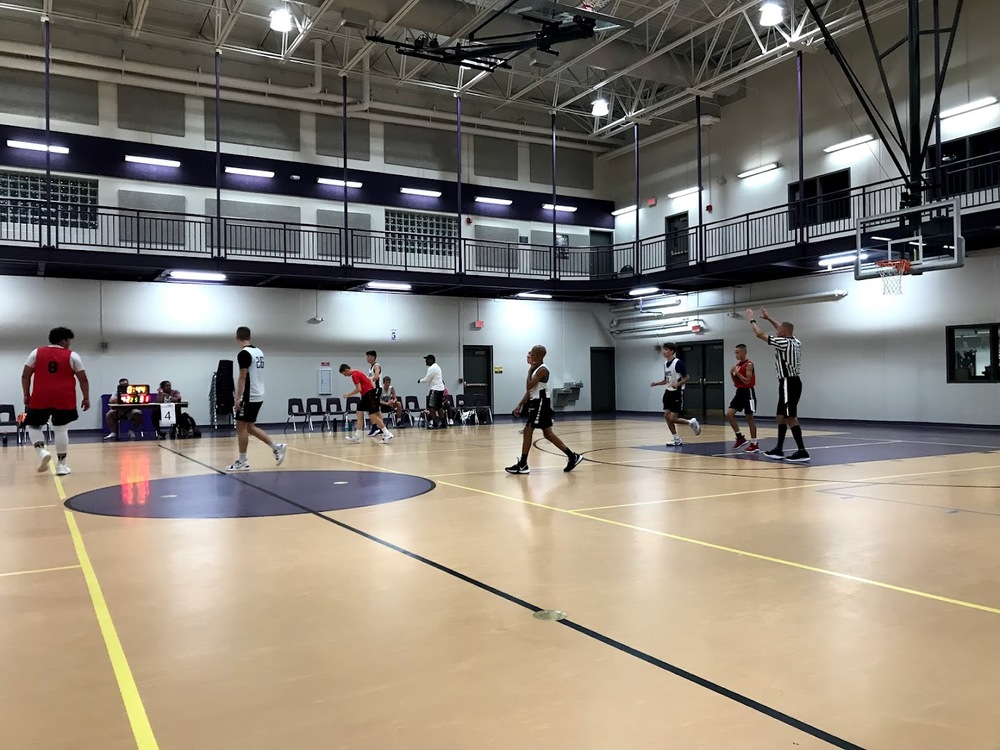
<box><xmin>876</xmin><ymin>259</ymin><xmax>909</xmax><ymax>296</ymax></box>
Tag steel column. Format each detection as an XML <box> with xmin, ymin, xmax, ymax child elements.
<box><xmin>43</xmin><ymin>15</ymin><xmax>52</xmax><ymax>249</ymax></box>
<box><xmin>342</xmin><ymin>74</ymin><xmax>349</xmax><ymax>264</ymax></box>
<box><xmin>634</xmin><ymin>123</ymin><xmax>640</xmax><ymax>273</ymax></box>
<box><xmin>456</xmin><ymin>94</ymin><xmax>463</xmax><ymax>275</ymax></box>
<box><xmin>215</xmin><ymin>49</ymin><xmax>222</xmax><ymax>258</ymax></box>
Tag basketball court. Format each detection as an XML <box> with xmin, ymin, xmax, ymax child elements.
<box><xmin>3</xmin><ymin>417</ymin><xmax>999</xmax><ymax>749</ymax></box>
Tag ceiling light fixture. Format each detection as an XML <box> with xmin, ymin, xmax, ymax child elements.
<box><xmin>474</xmin><ymin>196</ymin><xmax>513</xmax><ymax>206</ymax></box>
<box><xmin>125</xmin><ymin>155</ymin><xmax>181</xmax><ymax>168</ymax></box>
<box><xmin>737</xmin><ymin>163</ymin><xmax>780</xmax><ymax>179</ymax></box>
<box><xmin>818</xmin><ymin>252</ymin><xmax>868</xmax><ymax>269</ymax></box>
<box><xmin>269</xmin><ymin>6</ymin><xmax>294</xmax><ymax>33</ymax></box>
<box><xmin>167</xmin><ymin>270</ymin><xmax>227</xmax><ymax>282</ymax></box>
<box><xmin>611</xmin><ymin>205</ymin><xmax>637</xmax><ymax>216</ymax></box>
<box><xmin>629</xmin><ymin>286</ymin><xmax>659</xmax><ymax>296</ymax></box>
<box><xmin>823</xmin><ymin>134</ymin><xmax>874</xmax><ymax>153</ymax></box>
<box><xmin>591</xmin><ymin>97</ymin><xmax>610</xmax><ymax>117</ymax></box>
<box><xmin>7</xmin><ymin>139</ymin><xmax>68</xmax><ymax>154</ymax></box>
<box><xmin>759</xmin><ymin>1</ymin><xmax>783</xmax><ymax>27</ymax></box>
<box><xmin>667</xmin><ymin>187</ymin><xmax>699</xmax><ymax>199</ymax></box>
<box><xmin>318</xmin><ymin>177</ymin><xmax>363</xmax><ymax>188</ymax></box>
<box><xmin>543</xmin><ymin>203</ymin><xmax>577</xmax><ymax>212</ymax></box>
<box><xmin>940</xmin><ymin>96</ymin><xmax>998</xmax><ymax>119</ymax></box>
<box><xmin>225</xmin><ymin>166</ymin><xmax>275</xmax><ymax>178</ymax></box>
<box><xmin>367</xmin><ymin>281</ymin><xmax>412</xmax><ymax>291</ymax></box>
<box><xmin>515</xmin><ymin>292</ymin><xmax>553</xmax><ymax>299</ymax></box>
<box><xmin>400</xmin><ymin>187</ymin><xmax>442</xmax><ymax>198</ymax></box>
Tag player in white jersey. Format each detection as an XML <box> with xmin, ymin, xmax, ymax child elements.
<box><xmin>649</xmin><ymin>342</ymin><xmax>701</xmax><ymax>446</ymax></box>
<box><xmin>227</xmin><ymin>326</ymin><xmax>286</xmax><ymax>472</ymax></box>
<box><xmin>366</xmin><ymin>350</ymin><xmax>383</xmax><ymax>436</ymax></box>
<box><xmin>505</xmin><ymin>345</ymin><xmax>583</xmax><ymax>474</ymax></box>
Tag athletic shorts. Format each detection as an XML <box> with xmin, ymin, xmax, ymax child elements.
<box><xmin>662</xmin><ymin>389</ymin><xmax>683</xmax><ymax>414</ymax></box>
<box><xmin>524</xmin><ymin>397</ymin><xmax>554</xmax><ymax>430</ymax></box>
<box><xmin>236</xmin><ymin>401</ymin><xmax>263</xmax><ymax>423</ymax></box>
<box><xmin>25</xmin><ymin>407</ymin><xmax>78</xmax><ymax>427</ymax></box>
<box><xmin>728</xmin><ymin>388</ymin><xmax>757</xmax><ymax>415</ymax></box>
<box><xmin>427</xmin><ymin>390</ymin><xmax>444</xmax><ymax>410</ymax></box>
<box><xmin>776</xmin><ymin>377</ymin><xmax>802</xmax><ymax>418</ymax></box>
<box><xmin>358</xmin><ymin>390</ymin><xmax>380</xmax><ymax>414</ymax></box>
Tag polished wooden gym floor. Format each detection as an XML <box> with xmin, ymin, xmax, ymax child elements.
<box><xmin>2</xmin><ymin>417</ymin><xmax>999</xmax><ymax>750</ymax></box>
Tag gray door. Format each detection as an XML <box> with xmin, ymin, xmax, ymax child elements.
<box><xmin>665</xmin><ymin>212</ymin><xmax>690</xmax><ymax>266</ymax></box>
<box><xmin>677</xmin><ymin>340</ymin><xmax>725</xmax><ymax>423</ymax></box>
<box><xmin>589</xmin><ymin>347</ymin><xmax>616</xmax><ymax>413</ymax></box>
<box><xmin>462</xmin><ymin>345</ymin><xmax>493</xmax><ymax>409</ymax></box>
<box><xmin>589</xmin><ymin>230</ymin><xmax>615</xmax><ymax>279</ymax></box>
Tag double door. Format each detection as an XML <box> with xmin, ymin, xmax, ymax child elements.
<box><xmin>676</xmin><ymin>340</ymin><xmax>726</xmax><ymax>423</ymax></box>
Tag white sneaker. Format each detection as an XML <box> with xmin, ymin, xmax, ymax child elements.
<box><xmin>226</xmin><ymin>459</ymin><xmax>250</xmax><ymax>472</ymax></box>
<box><xmin>672</xmin><ymin>436</ymin><xmax>683</xmax><ymax>446</ymax></box>
<box><xmin>103</xmin><ymin>433</ymin><xmax>117</xmax><ymax>441</ymax></box>
<box><xmin>689</xmin><ymin>418</ymin><xmax>702</xmax><ymax>436</ymax></box>
<box><xmin>273</xmin><ymin>443</ymin><xmax>287</xmax><ymax>466</ymax></box>
<box><xmin>55</xmin><ymin>462</ymin><xmax>71</xmax><ymax>476</ymax></box>
<box><xmin>379</xmin><ymin>433</ymin><xmax>394</xmax><ymax>444</ymax></box>
<box><xmin>36</xmin><ymin>450</ymin><xmax>52</xmax><ymax>473</ymax></box>
<box><xmin>345</xmin><ymin>435</ymin><xmax>361</xmax><ymax>443</ymax></box>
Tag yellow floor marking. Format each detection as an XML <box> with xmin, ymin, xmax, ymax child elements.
<box><xmin>576</xmin><ymin>483</ymin><xmax>830</xmax><ymax>511</ymax></box>
<box><xmin>0</xmin><ymin>564</ymin><xmax>81</xmax><ymax>579</ymax></box>
<box><xmin>53</xmin><ymin>473</ymin><xmax>159</xmax><ymax>750</ymax></box>
<box><xmin>0</xmin><ymin>503</ymin><xmax>58</xmax><ymax>512</ymax></box>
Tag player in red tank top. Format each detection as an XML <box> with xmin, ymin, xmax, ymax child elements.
<box><xmin>21</xmin><ymin>327</ymin><xmax>90</xmax><ymax>475</ymax></box>
<box><xmin>340</xmin><ymin>364</ymin><xmax>394</xmax><ymax>444</ymax></box>
<box><xmin>726</xmin><ymin>343</ymin><xmax>759</xmax><ymax>452</ymax></box>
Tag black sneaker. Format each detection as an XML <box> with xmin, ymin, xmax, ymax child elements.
<box><xmin>564</xmin><ymin>452</ymin><xmax>583</xmax><ymax>472</ymax></box>
<box><xmin>785</xmin><ymin>450</ymin><xmax>811</xmax><ymax>463</ymax></box>
<box><xmin>505</xmin><ymin>460</ymin><xmax>529</xmax><ymax>475</ymax></box>
<box><xmin>763</xmin><ymin>448</ymin><xmax>785</xmax><ymax>460</ymax></box>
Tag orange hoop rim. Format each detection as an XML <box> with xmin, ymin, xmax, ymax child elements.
<box><xmin>875</xmin><ymin>259</ymin><xmax>911</xmax><ymax>274</ymax></box>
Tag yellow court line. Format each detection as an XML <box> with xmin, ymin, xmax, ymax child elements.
<box><xmin>0</xmin><ymin>503</ymin><xmax>58</xmax><ymax>512</ymax></box>
<box><xmin>53</xmin><ymin>474</ymin><xmax>159</xmax><ymax>750</ymax></box>
<box><xmin>288</xmin><ymin>446</ymin><xmax>1000</xmax><ymax>616</ymax></box>
<box><xmin>0</xmin><ymin>564</ymin><xmax>81</xmax><ymax>579</ymax></box>
<box><xmin>576</xmin><ymin>483</ymin><xmax>830</xmax><ymax>511</ymax></box>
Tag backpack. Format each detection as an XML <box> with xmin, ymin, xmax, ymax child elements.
<box><xmin>176</xmin><ymin>412</ymin><xmax>202</xmax><ymax>439</ymax></box>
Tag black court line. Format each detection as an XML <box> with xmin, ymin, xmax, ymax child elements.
<box><xmin>157</xmin><ymin>444</ymin><xmax>865</xmax><ymax>749</ymax></box>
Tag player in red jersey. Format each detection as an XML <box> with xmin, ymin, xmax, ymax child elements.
<box><xmin>726</xmin><ymin>343</ymin><xmax>759</xmax><ymax>453</ymax></box>
<box><xmin>21</xmin><ymin>327</ymin><xmax>91</xmax><ymax>475</ymax></box>
<box><xmin>340</xmin><ymin>364</ymin><xmax>394</xmax><ymax>444</ymax></box>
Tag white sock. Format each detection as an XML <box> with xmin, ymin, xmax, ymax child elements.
<box><xmin>238</xmin><ymin>453</ymin><xmax>247</xmax><ymax>462</ymax></box>
<box><xmin>53</xmin><ymin>425</ymin><xmax>69</xmax><ymax>456</ymax></box>
<box><xmin>27</xmin><ymin>426</ymin><xmax>45</xmax><ymax>449</ymax></box>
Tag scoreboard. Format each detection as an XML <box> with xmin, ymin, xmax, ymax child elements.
<box><xmin>118</xmin><ymin>384</ymin><xmax>152</xmax><ymax>404</ymax></box>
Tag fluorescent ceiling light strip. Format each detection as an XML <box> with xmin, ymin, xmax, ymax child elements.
<box><xmin>125</xmin><ymin>155</ymin><xmax>181</xmax><ymax>168</ymax></box>
<box><xmin>168</xmin><ymin>270</ymin><xmax>227</xmax><ymax>282</ymax></box>
<box><xmin>629</xmin><ymin>287</ymin><xmax>659</xmax><ymax>296</ymax></box>
<box><xmin>516</xmin><ymin>292</ymin><xmax>552</xmax><ymax>299</ymax></box>
<box><xmin>737</xmin><ymin>163</ymin><xmax>779</xmax><ymax>179</ymax></box>
<box><xmin>367</xmin><ymin>281</ymin><xmax>412</xmax><ymax>291</ymax></box>
<box><xmin>667</xmin><ymin>187</ymin><xmax>699</xmax><ymax>199</ymax></box>
<box><xmin>823</xmin><ymin>135</ymin><xmax>873</xmax><ymax>153</ymax></box>
<box><xmin>940</xmin><ymin>97</ymin><xmax>997</xmax><ymax>119</ymax></box>
<box><xmin>400</xmin><ymin>187</ymin><xmax>442</xmax><ymax>198</ymax></box>
<box><xmin>542</xmin><ymin>203</ymin><xmax>578</xmax><ymax>212</ymax></box>
<box><xmin>611</xmin><ymin>205</ymin><xmax>637</xmax><ymax>216</ymax></box>
<box><xmin>871</xmin><ymin>236</ymin><xmax>892</xmax><ymax>242</ymax></box>
<box><xmin>225</xmin><ymin>166</ymin><xmax>274</xmax><ymax>178</ymax></box>
<box><xmin>7</xmin><ymin>139</ymin><xmax>69</xmax><ymax>154</ymax></box>
<box><xmin>819</xmin><ymin>252</ymin><xmax>868</xmax><ymax>268</ymax></box>
<box><xmin>474</xmin><ymin>196</ymin><xmax>513</xmax><ymax>206</ymax></box>
<box><xmin>318</xmin><ymin>177</ymin><xmax>363</xmax><ymax>188</ymax></box>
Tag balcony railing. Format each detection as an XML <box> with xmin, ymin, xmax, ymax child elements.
<box><xmin>2</xmin><ymin>153</ymin><xmax>999</xmax><ymax>281</ymax></box>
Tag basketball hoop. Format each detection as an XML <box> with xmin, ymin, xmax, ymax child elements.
<box><xmin>876</xmin><ymin>259</ymin><xmax>910</xmax><ymax>295</ymax></box>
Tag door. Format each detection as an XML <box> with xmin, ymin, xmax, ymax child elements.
<box><xmin>462</xmin><ymin>345</ymin><xmax>493</xmax><ymax>409</ymax></box>
<box><xmin>677</xmin><ymin>340</ymin><xmax>725</xmax><ymax>423</ymax></box>
<box><xmin>665</xmin><ymin>212</ymin><xmax>689</xmax><ymax>266</ymax></box>
<box><xmin>589</xmin><ymin>229</ymin><xmax>614</xmax><ymax>279</ymax></box>
<box><xmin>589</xmin><ymin>347</ymin><xmax>616</xmax><ymax>413</ymax></box>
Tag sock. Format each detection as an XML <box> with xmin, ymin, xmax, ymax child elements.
<box><xmin>28</xmin><ymin>426</ymin><xmax>45</xmax><ymax>448</ymax></box>
<box><xmin>53</xmin><ymin>425</ymin><xmax>69</xmax><ymax>456</ymax></box>
<box><xmin>562</xmin><ymin>447</ymin><xmax>574</xmax><ymax>458</ymax></box>
<box><xmin>735</xmin><ymin>431</ymin><xmax>744</xmax><ymax>439</ymax></box>
<box><xmin>519</xmin><ymin>453</ymin><xmax>528</xmax><ymax>465</ymax></box>
<box><xmin>791</xmin><ymin>425</ymin><xmax>805</xmax><ymax>451</ymax></box>
<box><xmin>776</xmin><ymin>424</ymin><xmax>787</xmax><ymax>450</ymax></box>
<box><xmin>238</xmin><ymin>453</ymin><xmax>247</xmax><ymax>462</ymax></box>
<box><xmin>268</xmin><ymin>441</ymin><xmax>276</xmax><ymax>450</ymax></box>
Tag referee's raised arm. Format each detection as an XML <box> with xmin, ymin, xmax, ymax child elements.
<box><xmin>746</xmin><ymin>308</ymin><xmax>769</xmax><ymax>342</ymax></box>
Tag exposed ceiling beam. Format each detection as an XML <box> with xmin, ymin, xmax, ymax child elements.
<box><xmin>131</xmin><ymin>0</ymin><xmax>151</xmax><ymax>36</ymax></box>
<box><xmin>281</xmin><ymin>0</ymin><xmax>337</xmax><ymax>62</ymax></box>
<box><xmin>341</xmin><ymin>0</ymin><xmax>425</xmax><ymax>73</ymax></box>
<box><xmin>215</xmin><ymin>0</ymin><xmax>247</xmax><ymax>48</ymax></box>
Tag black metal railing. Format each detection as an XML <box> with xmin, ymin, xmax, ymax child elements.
<box><xmin>2</xmin><ymin>152</ymin><xmax>999</xmax><ymax>281</ymax></box>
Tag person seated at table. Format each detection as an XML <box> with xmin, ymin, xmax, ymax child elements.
<box><xmin>105</xmin><ymin>377</ymin><xmax>142</xmax><ymax>440</ymax></box>
<box><xmin>152</xmin><ymin>380</ymin><xmax>183</xmax><ymax>439</ymax></box>
<box><xmin>380</xmin><ymin>376</ymin><xmax>404</xmax><ymax>422</ymax></box>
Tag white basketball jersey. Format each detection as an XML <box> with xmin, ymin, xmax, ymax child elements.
<box><xmin>242</xmin><ymin>345</ymin><xmax>266</xmax><ymax>401</ymax></box>
<box><xmin>528</xmin><ymin>364</ymin><xmax>549</xmax><ymax>400</ymax></box>
<box><xmin>663</xmin><ymin>358</ymin><xmax>684</xmax><ymax>391</ymax></box>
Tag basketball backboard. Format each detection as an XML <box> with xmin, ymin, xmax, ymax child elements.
<box><xmin>854</xmin><ymin>199</ymin><xmax>965</xmax><ymax>280</ymax></box>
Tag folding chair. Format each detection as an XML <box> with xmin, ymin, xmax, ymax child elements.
<box><xmin>323</xmin><ymin>397</ymin><xmax>346</xmax><ymax>433</ymax></box>
<box><xmin>285</xmin><ymin>398</ymin><xmax>310</xmax><ymax>433</ymax></box>
<box><xmin>472</xmin><ymin>394</ymin><xmax>493</xmax><ymax>425</ymax></box>
<box><xmin>305</xmin><ymin>398</ymin><xmax>324</xmax><ymax>432</ymax></box>
<box><xmin>0</xmin><ymin>404</ymin><xmax>17</xmax><ymax>447</ymax></box>
<box><xmin>345</xmin><ymin>396</ymin><xmax>367</xmax><ymax>430</ymax></box>
<box><xmin>404</xmin><ymin>395</ymin><xmax>423</xmax><ymax>427</ymax></box>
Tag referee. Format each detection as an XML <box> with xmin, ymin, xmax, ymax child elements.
<box><xmin>747</xmin><ymin>307</ymin><xmax>810</xmax><ymax>463</ymax></box>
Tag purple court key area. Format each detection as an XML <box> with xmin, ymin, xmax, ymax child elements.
<box><xmin>64</xmin><ymin>471</ymin><xmax>436</xmax><ymax>519</ymax></box>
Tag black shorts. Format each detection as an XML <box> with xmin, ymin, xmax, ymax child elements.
<box><xmin>236</xmin><ymin>401</ymin><xmax>263</xmax><ymax>423</ymax></box>
<box><xmin>661</xmin><ymin>389</ymin><xmax>683</xmax><ymax>414</ymax></box>
<box><xmin>25</xmin><ymin>407</ymin><xmax>78</xmax><ymax>427</ymax></box>
<box><xmin>358</xmin><ymin>390</ymin><xmax>380</xmax><ymax>414</ymax></box>
<box><xmin>427</xmin><ymin>390</ymin><xmax>444</xmax><ymax>410</ymax></box>
<box><xmin>776</xmin><ymin>377</ymin><xmax>802</xmax><ymax>418</ymax></box>
<box><xmin>524</xmin><ymin>397</ymin><xmax>554</xmax><ymax>430</ymax></box>
<box><xmin>728</xmin><ymin>388</ymin><xmax>757</xmax><ymax>415</ymax></box>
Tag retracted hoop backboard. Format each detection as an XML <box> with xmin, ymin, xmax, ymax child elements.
<box><xmin>855</xmin><ymin>198</ymin><xmax>965</xmax><ymax>281</ymax></box>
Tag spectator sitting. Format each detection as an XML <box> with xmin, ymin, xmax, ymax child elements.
<box><xmin>105</xmin><ymin>378</ymin><xmax>143</xmax><ymax>440</ymax></box>
<box><xmin>380</xmin><ymin>376</ymin><xmax>404</xmax><ymax>422</ymax></box>
<box><xmin>152</xmin><ymin>380</ymin><xmax>183</xmax><ymax>439</ymax></box>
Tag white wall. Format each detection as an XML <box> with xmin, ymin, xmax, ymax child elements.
<box><xmin>610</xmin><ymin>0</ymin><xmax>1000</xmax><ymax>240</ymax></box>
<box><xmin>614</xmin><ymin>248</ymin><xmax>1000</xmax><ymax>425</ymax></box>
<box><xmin>0</xmin><ymin>277</ymin><xmax>613</xmax><ymax>430</ymax></box>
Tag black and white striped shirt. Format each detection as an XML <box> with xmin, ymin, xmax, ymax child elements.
<box><xmin>767</xmin><ymin>335</ymin><xmax>802</xmax><ymax>378</ymax></box>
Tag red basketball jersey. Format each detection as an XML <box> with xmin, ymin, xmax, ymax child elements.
<box><xmin>732</xmin><ymin>359</ymin><xmax>755</xmax><ymax>389</ymax></box>
<box><xmin>30</xmin><ymin>346</ymin><xmax>79</xmax><ymax>410</ymax></box>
